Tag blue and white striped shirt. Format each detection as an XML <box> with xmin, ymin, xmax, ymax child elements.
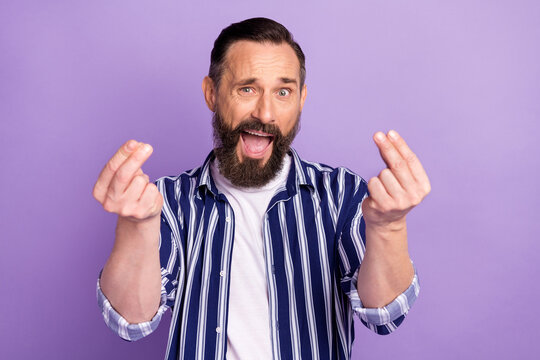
<box><xmin>97</xmin><ymin>148</ymin><xmax>419</xmax><ymax>359</ymax></box>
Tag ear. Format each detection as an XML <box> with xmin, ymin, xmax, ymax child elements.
<box><xmin>202</xmin><ymin>76</ymin><xmax>217</xmax><ymax>111</ymax></box>
<box><xmin>299</xmin><ymin>84</ymin><xmax>307</xmax><ymax>111</ymax></box>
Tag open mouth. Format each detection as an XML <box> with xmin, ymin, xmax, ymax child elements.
<box><xmin>240</xmin><ymin>129</ymin><xmax>274</xmax><ymax>158</ymax></box>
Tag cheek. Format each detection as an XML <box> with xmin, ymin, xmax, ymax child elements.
<box><xmin>224</xmin><ymin>99</ymin><xmax>254</xmax><ymax>125</ymax></box>
<box><xmin>279</xmin><ymin>109</ymin><xmax>300</xmax><ymax>133</ymax></box>
<box><xmin>218</xmin><ymin>104</ymin><xmax>238</xmax><ymax>126</ymax></box>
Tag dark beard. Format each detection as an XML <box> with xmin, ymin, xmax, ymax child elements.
<box><xmin>212</xmin><ymin>111</ymin><xmax>300</xmax><ymax>188</ymax></box>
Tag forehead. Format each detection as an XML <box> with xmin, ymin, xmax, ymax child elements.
<box><xmin>222</xmin><ymin>40</ymin><xmax>301</xmax><ymax>84</ymax></box>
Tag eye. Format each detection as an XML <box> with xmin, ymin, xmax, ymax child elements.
<box><xmin>277</xmin><ymin>88</ymin><xmax>291</xmax><ymax>97</ymax></box>
<box><xmin>239</xmin><ymin>87</ymin><xmax>254</xmax><ymax>94</ymax></box>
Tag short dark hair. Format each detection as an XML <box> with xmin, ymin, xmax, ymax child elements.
<box><xmin>208</xmin><ymin>17</ymin><xmax>306</xmax><ymax>90</ymax></box>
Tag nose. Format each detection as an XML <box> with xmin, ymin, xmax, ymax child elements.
<box><xmin>251</xmin><ymin>93</ymin><xmax>275</xmax><ymax>124</ymax></box>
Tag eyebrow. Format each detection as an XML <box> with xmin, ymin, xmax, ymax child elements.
<box><xmin>236</xmin><ymin>78</ymin><xmax>257</xmax><ymax>86</ymax></box>
<box><xmin>279</xmin><ymin>77</ymin><xmax>298</xmax><ymax>85</ymax></box>
<box><xmin>235</xmin><ymin>77</ymin><xmax>299</xmax><ymax>87</ymax></box>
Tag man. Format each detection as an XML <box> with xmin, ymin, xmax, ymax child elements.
<box><xmin>94</xmin><ymin>17</ymin><xmax>430</xmax><ymax>360</ymax></box>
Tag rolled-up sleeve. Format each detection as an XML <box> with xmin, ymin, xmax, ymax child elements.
<box><xmin>96</xmin><ymin>276</ymin><xmax>170</xmax><ymax>341</ymax></box>
<box><xmin>343</xmin><ymin>265</ymin><xmax>420</xmax><ymax>334</ymax></box>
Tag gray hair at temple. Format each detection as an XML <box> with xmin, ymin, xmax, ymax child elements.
<box><xmin>208</xmin><ymin>17</ymin><xmax>306</xmax><ymax>90</ymax></box>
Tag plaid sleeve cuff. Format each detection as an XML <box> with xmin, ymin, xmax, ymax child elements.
<box><xmin>347</xmin><ymin>264</ymin><xmax>420</xmax><ymax>326</ymax></box>
<box><xmin>96</xmin><ymin>278</ymin><xmax>169</xmax><ymax>341</ymax></box>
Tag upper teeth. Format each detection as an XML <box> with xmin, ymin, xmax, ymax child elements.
<box><xmin>245</xmin><ymin>130</ymin><xmax>270</xmax><ymax>137</ymax></box>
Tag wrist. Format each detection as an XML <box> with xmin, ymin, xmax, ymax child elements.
<box><xmin>364</xmin><ymin>218</ymin><xmax>409</xmax><ymax>256</ymax></box>
<box><xmin>366</xmin><ymin>217</ymin><xmax>407</xmax><ymax>234</ymax></box>
<box><xmin>118</xmin><ymin>212</ymin><xmax>160</xmax><ymax>230</ymax></box>
<box><xmin>114</xmin><ymin>214</ymin><xmax>161</xmax><ymax>250</ymax></box>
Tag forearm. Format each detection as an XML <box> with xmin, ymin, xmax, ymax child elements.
<box><xmin>356</xmin><ymin>220</ymin><xmax>414</xmax><ymax>308</ymax></box>
<box><xmin>100</xmin><ymin>215</ymin><xmax>162</xmax><ymax>323</ymax></box>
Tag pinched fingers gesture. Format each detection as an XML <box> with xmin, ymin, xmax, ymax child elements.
<box><xmin>92</xmin><ymin>140</ymin><xmax>163</xmax><ymax>222</ymax></box>
<box><xmin>362</xmin><ymin>130</ymin><xmax>431</xmax><ymax>230</ymax></box>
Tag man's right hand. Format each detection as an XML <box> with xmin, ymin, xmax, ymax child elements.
<box><xmin>93</xmin><ymin>140</ymin><xmax>163</xmax><ymax>222</ymax></box>
<box><xmin>94</xmin><ymin>140</ymin><xmax>164</xmax><ymax>323</ymax></box>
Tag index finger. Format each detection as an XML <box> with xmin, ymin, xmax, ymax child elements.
<box><xmin>108</xmin><ymin>143</ymin><xmax>153</xmax><ymax>195</ymax></box>
<box><xmin>373</xmin><ymin>131</ymin><xmax>415</xmax><ymax>188</ymax></box>
<box><xmin>93</xmin><ymin>139</ymin><xmax>139</xmax><ymax>202</ymax></box>
<box><xmin>387</xmin><ymin>130</ymin><xmax>429</xmax><ymax>184</ymax></box>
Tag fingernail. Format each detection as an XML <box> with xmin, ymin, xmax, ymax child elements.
<box><xmin>388</xmin><ymin>130</ymin><xmax>398</xmax><ymax>140</ymax></box>
<box><xmin>141</xmin><ymin>144</ymin><xmax>152</xmax><ymax>154</ymax></box>
<box><xmin>126</xmin><ymin>140</ymin><xmax>138</xmax><ymax>151</ymax></box>
<box><xmin>375</xmin><ymin>132</ymin><xmax>385</xmax><ymax>141</ymax></box>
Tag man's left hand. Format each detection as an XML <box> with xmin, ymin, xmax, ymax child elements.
<box><xmin>362</xmin><ymin>130</ymin><xmax>431</xmax><ymax>231</ymax></box>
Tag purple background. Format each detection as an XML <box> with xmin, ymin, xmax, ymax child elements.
<box><xmin>1</xmin><ymin>1</ymin><xmax>539</xmax><ymax>359</ymax></box>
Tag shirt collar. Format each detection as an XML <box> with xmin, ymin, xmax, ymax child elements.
<box><xmin>287</xmin><ymin>147</ymin><xmax>315</xmax><ymax>194</ymax></box>
<box><xmin>195</xmin><ymin>151</ymin><xmax>220</xmax><ymax>199</ymax></box>
<box><xmin>195</xmin><ymin>147</ymin><xmax>314</xmax><ymax>199</ymax></box>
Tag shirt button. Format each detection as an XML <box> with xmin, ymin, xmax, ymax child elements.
<box><xmin>216</xmin><ymin>326</ymin><xmax>222</xmax><ymax>334</ymax></box>
<box><xmin>225</xmin><ymin>216</ymin><xmax>231</xmax><ymax>222</ymax></box>
<box><xmin>220</xmin><ymin>270</ymin><xmax>225</xmax><ymax>277</ymax></box>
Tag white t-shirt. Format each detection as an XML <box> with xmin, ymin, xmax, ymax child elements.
<box><xmin>210</xmin><ymin>155</ymin><xmax>291</xmax><ymax>360</ymax></box>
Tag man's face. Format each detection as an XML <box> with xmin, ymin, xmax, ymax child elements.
<box><xmin>203</xmin><ymin>40</ymin><xmax>307</xmax><ymax>187</ymax></box>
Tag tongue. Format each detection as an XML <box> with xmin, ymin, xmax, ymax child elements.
<box><xmin>242</xmin><ymin>133</ymin><xmax>271</xmax><ymax>154</ymax></box>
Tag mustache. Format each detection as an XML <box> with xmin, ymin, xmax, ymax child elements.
<box><xmin>212</xmin><ymin>113</ymin><xmax>286</xmax><ymax>149</ymax></box>
<box><xmin>212</xmin><ymin>108</ymin><xmax>300</xmax><ymax>152</ymax></box>
<box><xmin>230</xmin><ymin>118</ymin><xmax>282</xmax><ymax>137</ymax></box>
